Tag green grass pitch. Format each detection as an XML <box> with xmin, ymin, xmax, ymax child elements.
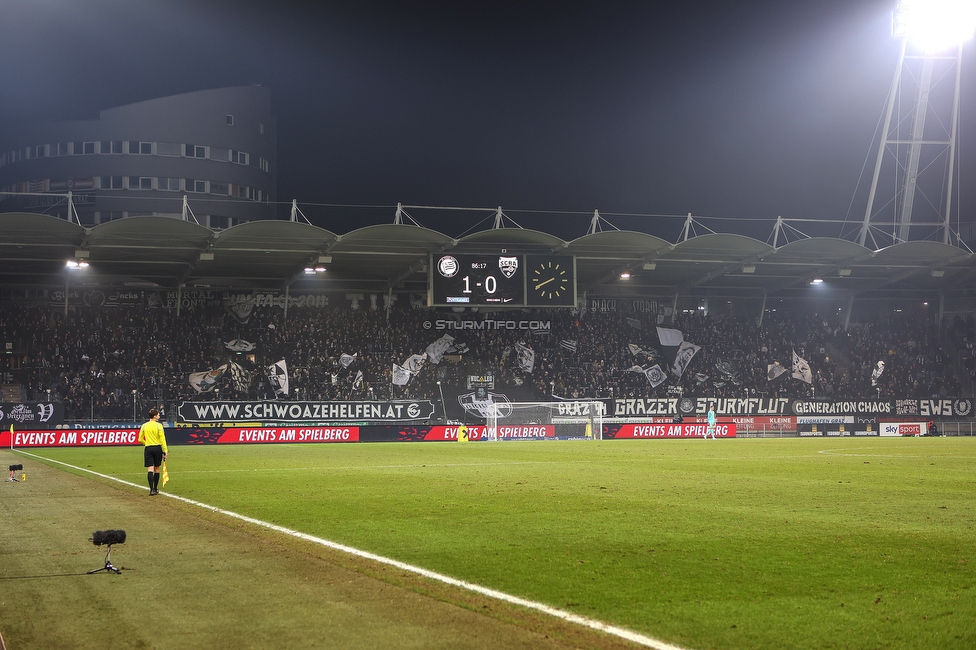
<box><xmin>18</xmin><ymin>437</ymin><xmax>976</xmax><ymax>649</ymax></box>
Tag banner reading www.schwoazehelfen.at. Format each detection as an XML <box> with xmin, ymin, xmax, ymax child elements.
<box><xmin>178</xmin><ymin>400</ymin><xmax>435</xmax><ymax>423</ymax></box>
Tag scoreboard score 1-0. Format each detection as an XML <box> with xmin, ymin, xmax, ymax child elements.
<box><xmin>429</xmin><ymin>254</ymin><xmax>576</xmax><ymax>307</ymax></box>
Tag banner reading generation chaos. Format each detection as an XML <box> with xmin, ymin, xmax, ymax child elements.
<box><xmin>177</xmin><ymin>400</ymin><xmax>435</xmax><ymax>423</ymax></box>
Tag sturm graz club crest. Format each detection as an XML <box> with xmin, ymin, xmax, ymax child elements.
<box><xmin>498</xmin><ymin>256</ymin><xmax>519</xmax><ymax>279</ymax></box>
<box><xmin>437</xmin><ymin>255</ymin><xmax>459</xmax><ymax>278</ymax></box>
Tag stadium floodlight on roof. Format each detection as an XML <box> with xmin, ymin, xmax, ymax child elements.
<box><xmin>891</xmin><ymin>0</ymin><xmax>976</xmax><ymax>52</ymax></box>
<box><xmin>858</xmin><ymin>1</ymin><xmax>972</xmax><ymax>249</ymax></box>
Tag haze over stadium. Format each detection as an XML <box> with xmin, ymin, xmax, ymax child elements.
<box><xmin>2</xmin><ymin>0</ymin><xmax>974</xmax><ymax>240</ymax></box>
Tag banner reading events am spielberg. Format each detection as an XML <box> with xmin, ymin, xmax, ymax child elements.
<box><xmin>0</xmin><ymin>423</ymin><xmax>731</xmax><ymax>447</ymax></box>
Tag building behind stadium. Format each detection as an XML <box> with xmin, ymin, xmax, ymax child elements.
<box><xmin>0</xmin><ymin>86</ymin><xmax>276</xmax><ymax>228</ymax></box>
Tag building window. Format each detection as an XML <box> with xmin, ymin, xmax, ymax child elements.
<box><xmin>232</xmin><ymin>150</ymin><xmax>248</xmax><ymax>165</ymax></box>
<box><xmin>185</xmin><ymin>179</ymin><xmax>207</xmax><ymax>193</ymax></box>
<box><xmin>226</xmin><ymin>114</ymin><xmax>234</xmax><ymax>126</ymax></box>
<box><xmin>34</xmin><ymin>145</ymin><xmax>47</xmax><ymax>158</ymax></box>
<box><xmin>101</xmin><ymin>141</ymin><xmax>123</xmax><ymax>154</ymax></box>
<box><xmin>210</xmin><ymin>181</ymin><xmax>228</xmax><ymax>195</ymax></box>
<box><xmin>101</xmin><ymin>176</ymin><xmax>123</xmax><ymax>190</ymax></box>
<box><xmin>158</xmin><ymin>177</ymin><xmax>180</xmax><ymax>191</ymax></box>
<box><xmin>184</xmin><ymin>144</ymin><xmax>207</xmax><ymax>158</ymax></box>
<box><xmin>128</xmin><ymin>141</ymin><xmax>152</xmax><ymax>154</ymax></box>
<box><xmin>259</xmin><ymin>158</ymin><xmax>269</xmax><ymax>173</ymax></box>
<box><xmin>57</xmin><ymin>142</ymin><xmax>69</xmax><ymax>156</ymax></box>
<box><xmin>83</xmin><ymin>142</ymin><xmax>96</xmax><ymax>155</ymax></box>
<box><xmin>128</xmin><ymin>176</ymin><xmax>153</xmax><ymax>190</ymax></box>
<box><xmin>258</xmin><ymin>122</ymin><xmax>265</xmax><ymax>135</ymax></box>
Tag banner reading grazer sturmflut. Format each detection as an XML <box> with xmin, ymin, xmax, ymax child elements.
<box><xmin>177</xmin><ymin>400</ymin><xmax>435</xmax><ymax>423</ymax></box>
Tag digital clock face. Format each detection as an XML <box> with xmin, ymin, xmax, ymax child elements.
<box><xmin>526</xmin><ymin>255</ymin><xmax>576</xmax><ymax>306</ymax></box>
<box><xmin>430</xmin><ymin>254</ymin><xmax>526</xmax><ymax>306</ymax></box>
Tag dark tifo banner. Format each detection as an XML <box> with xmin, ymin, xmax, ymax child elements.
<box><xmin>177</xmin><ymin>400</ymin><xmax>435</xmax><ymax>423</ymax></box>
<box><xmin>0</xmin><ymin>402</ymin><xmax>64</xmax><ymax>430</ymax></box>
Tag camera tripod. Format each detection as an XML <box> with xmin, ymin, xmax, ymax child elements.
<box><xmin>88</xmin><ymin>544</ymin><xmax>122</xmax><ymax>575</ymax></box>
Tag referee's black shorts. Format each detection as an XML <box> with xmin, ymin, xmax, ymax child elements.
<box><xmin>144</xmin><ymin>445</ymin><xmax>163</xmax><ymax>468</ymax></box>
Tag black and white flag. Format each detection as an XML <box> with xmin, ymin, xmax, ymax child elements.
<box><xmin>671</xmin><ymin>341</ymin><xmax>701</xmax><ymax>377</ymax></box>
<box><xmin>353</xmin><ymin>370</ymin><xmax>364</xmax><ymax>391</ymax></box>
<box><xmin>871</xmin><ymin>360</ymin><xmax>885</xmax><ymax>386</ymax></box>
<box><xmin>767</xmin><ymin>361</ymin><xmax>788</xmax><ymax>381</ymax></box>
<box><xmin>339</xmin><ymin>353</ymin><xmax>357</xmax><ymax>368</ymax></box>
<box><xmin>626</xmin><ymin>316</ymin><xmax>642</xmax><ymax>330</ymax></box>
<box><xmin>560</xmin><ymin>339</ymin><xmax>578</xmax><ymax>353</ymax></box>
<box><xmin>228</xmin><ymin>361</ymin><xmax>254</xmax><ymax>393</ymax></box>
<box><xmin>403</xmin><ymin>353</ymin><xmax>427</xmax><ymax>375</ymax></box>
<box><xmin>628</xmin><ymin>343</ymin><xmax>646</xmax><ymax>357</ymax></box>
<box><xmin>224</xmin><ymin>295</ymin><xmax>255</xmax><ymax>324</ymax></box>
<box><xmin>792</xmin><ymin>349</ymin><xmax>813</xmax><ymax>384</ymax></box>
<box><xmin>392</xmin><ymin>363</ymin><xmax>411</xmax><ymax>386</ymax></box>
<box><xmin>188</xmin><ymin>364</ymin><xmax>228</xmax><ymax>393</ymax></box>
<box><xmin>656</xmin><ymin>326</ymin><xmax>684</xmax><ymax>347</ymax></box>
<box><xmin>515</xmin><ymin>342</ymin><xmax>535</xmax><ymax>373</ymax></box>
<box><xmin>224</xmin><ymin>339</ymin><xmax>257</xmax><ymax>352</ymax></box>
<box><xmin>644</xmin><ymin>364</ymin><xmax>667</xmax><ymax>387</ymax></box>
<box><xmin>267</xmin><ymin>359</ymin><xmax>289</xmax><ymax>397</ymax></box>
<box><xmin>425</xmin><ymin>335</ymin><xmax>454</xmax><ymax>364</ymax></box>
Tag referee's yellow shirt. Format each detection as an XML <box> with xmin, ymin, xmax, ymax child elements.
<box><xmin>138</xmin><ymin>420</ymin><xmax>168</xmax><ymax>454</ymax></box>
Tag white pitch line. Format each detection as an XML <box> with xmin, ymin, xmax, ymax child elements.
<box><xmin>16</xmin><ymin>449</ymin><xmax>687</xmax><ymax>650</ymax></box>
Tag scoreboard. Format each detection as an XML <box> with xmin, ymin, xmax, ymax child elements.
<box><xmin>429</xmin><ymin>254</ymin><xmax>576</xmax><ymax>307</ymax></box>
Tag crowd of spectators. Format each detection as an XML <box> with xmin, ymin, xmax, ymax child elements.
<box><xmin>0</xmin><ymin>300</ymin><xmax>966</xmax><ymax>422</ymax></box>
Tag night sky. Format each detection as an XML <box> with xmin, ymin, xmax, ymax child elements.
<box><xmin>1</xmin><ymin>0</ymin><xmax>972</xmax><ymax>240</ymax></box>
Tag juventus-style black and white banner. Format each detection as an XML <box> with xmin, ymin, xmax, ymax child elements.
<box><xmin>178</xmin><ymin>400</ymin><xmax>435</xmax><ymax>423</ymax></box>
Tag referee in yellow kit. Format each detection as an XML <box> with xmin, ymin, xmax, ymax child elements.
<box><xmin>138</xmin><ymin>408</ymin><xmax>168</xmax><ymax>495</ymax></box>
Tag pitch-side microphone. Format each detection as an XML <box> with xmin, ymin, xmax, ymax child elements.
<box><xmin>90</xmin><ymin>530</ymin><xmax>127</xmax><ymax>546</ymax></box>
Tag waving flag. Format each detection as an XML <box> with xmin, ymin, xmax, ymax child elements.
<box><xmin>560</xmin><ymin>339</ymin><xmax>578</xmax><ymax>353</ymax></box>
<box><xmin>392</xmin><ymin>364</ymin><xmax>411</xmax><ymax>386</ymax></box>
<box><xmin>671</xmin><ymin>341</ymin><xmax>701</xmax><ymax>377</ymax></box>
<box><xmin>339</xmin><ymin>353</ymin><xmax>357</xmax><ymax>368</ymax></box>
<box><xmin>160</xmin><ymin>461</ymin><xmax>169</xmax><ymax>487</ymax></box>
<box><xmin>425</xmin><ymin>334</ymin><xmax>455</xmax><ymax>364</ymax></box>
<box><xmin>656</xmin><ymin>327</ymin><xmax>684</xmax><ymax>347</ymax></box>
<box><xmin>792</xmin><ymin>350</ymin><xmax>813</xmax><ymax>384</ymax></box>
<box><xmin>515</xmin><ymin>343</ymin><xmax>535</xmax><ymax>373</ymax></box>
<box><xmin>403</xmin><ymin>353</ymin><xmax>427</xmax><ymax>374</ymax></box>
<box><xmin>353</xmin><ymin>370</ymin><xmax>364</xmax><ymax>390</ymax></box>
<box><xmin>644</xmin><ymin>364</ymin><xmax>667</xmax><ymax>387</ymax></box>
<box><xmin>767</xmin><ymin>361</ymin><xmax>788</xmax><ymax>381</ymax></box>
<box><xmin>188</xmin><ymin>364</ymin><xmax>228</xmax><ymax>393</ymax></box>
<box><xmin>267</xmin><ymin>359</ymin><xmax>289</xmax><ymax>397</ymax></box>
<box><xmin>871</xmin><ymin>360</ymin><xmax>885</xmax><ymax>386</ymax></box>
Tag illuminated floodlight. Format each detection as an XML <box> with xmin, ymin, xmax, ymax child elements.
<box><xmin>314</xmin><ymin>266</ymin><xmax>326</xmax><ymax>273</ymax></box>
<box><xmin>619</xmin><ymin>272</ymin><xmax>631</xmax><ymax>280</ymax></box>
<box><xmin>304</xmin><ymin>267</ymin><xmax>315</xmax><ymax>274</ymax></box>
<box><xmin>892</xmin><ymin>0</ymin><xmax>976</xmax><ymax>51</ymax></box>
<box><xmin>810</xmin><ymin>278</ymin><xmax>824</xmax><ymax>285</ymax></box>
<box><xmin>66</xmin><ymin>260</ymin><xmax>89</xmax><ymax>269</ymax></box>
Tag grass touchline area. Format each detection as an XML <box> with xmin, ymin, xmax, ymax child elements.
<box><xmin>10</xmin><ymin>437</ymin><xmax>976</xmax><ymax>650</ymax></box>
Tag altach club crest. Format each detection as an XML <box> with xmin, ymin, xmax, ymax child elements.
<box><xmin>498</xmin><ymin>256</ymin><xmax>519</xmax><ymax>279</ymax></box>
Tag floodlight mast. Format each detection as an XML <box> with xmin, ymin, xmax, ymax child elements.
<box><xmin>858</xmin><ymin>1</ymin><xmax>974</xmax><ymax>248</ymax></box>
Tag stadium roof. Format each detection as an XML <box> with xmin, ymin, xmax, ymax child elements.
<box><xmin>1</xmin><ymin>212</ymin><xmax>974</xmax><ymax>305</ymax></box>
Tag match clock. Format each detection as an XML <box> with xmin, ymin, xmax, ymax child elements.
<box><xmin>526</xmin><ymin>255</ymin><xmax>576</xmax><ymax>307</ymax></box>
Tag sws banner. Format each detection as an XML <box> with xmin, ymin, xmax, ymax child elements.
<box><xmin>0</xmin><ymin>402</ymin><xmax>64</xmax><ymax>430</ymax></box>
<box><xmin>177</xmin><ymin>400</ymin><xmax>435</xmax><ymax>423</ymax></box>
